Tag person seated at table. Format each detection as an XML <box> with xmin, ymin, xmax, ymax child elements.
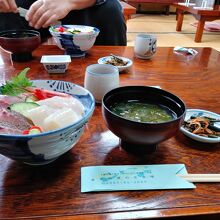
<box><xmin>0</xmin><ymin>0</ymin><xmax>127</xmax><ymax>46</ymax></box>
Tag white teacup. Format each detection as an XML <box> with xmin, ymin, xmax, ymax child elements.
<box><xmin>134</xmin><ymin>33</ymin><xmax>157</xmax><ymax>59</ymax></box>
<box><xmin>84</xmin><ymin>64</ymin><xmax>119</xmax><ymax>103</ymax></box>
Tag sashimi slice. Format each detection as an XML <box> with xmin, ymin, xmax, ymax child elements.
<box><xmin>23</xmin><ymin>105</ymin><xmax>55</xmax><ymax>129</ymax></box>
<box><xmin>37</xmin><ymin>96</ymin><xmax>84</xmax><ymax>117</ymax></box>
<box><xmin>43</xmin><ymin>108</ymin><xmax>81</xmax><ymax>131</ymax></box>
<box><xmin>0</xmin><ymin>107</ymin><xmax>33</xmax><ymax>134</ymax></box>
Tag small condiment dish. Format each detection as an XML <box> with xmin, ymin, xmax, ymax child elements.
<box><xmin>180</xmin><ymin>109</ymin><xmax>220</xmax><ymax>143</ymax></box>
<box><xmin>41</xmin><ymin>55</ymin><xmax>71</xmax><ymax>73</ymax></box>
<box><xmin>98</xmin><ymin>55</ymin><xmax>133</xmax><ymax>72</ymax></box>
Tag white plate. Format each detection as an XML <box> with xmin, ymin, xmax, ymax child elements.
<box><xmin>98</xmin><ymin>56</ymin><xmax>133</xmax><ymax>72</ymax></box>
<box><xmin>180</xmin><ymin>109</ymin><xmax>220</xmax><ymax>143</ymax></box>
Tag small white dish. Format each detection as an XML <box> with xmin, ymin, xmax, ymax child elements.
<box><xmin>180</xmin><ymin>109</ymin><xmax>220</xmax><ymax>143</ymax></box>
<box><xmin>41</xmin><ymin>55</ymin><xmax>71</xmax><ymax>73</ymax></box>
<box><xmin>98</xmin><ymin>56</ymin><xmax>133</xmax><ymax>72</ymax></box>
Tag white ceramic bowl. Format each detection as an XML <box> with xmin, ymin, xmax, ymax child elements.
<box><xmin>0</xmin><ymin>80</ymin><xmax>95</xmax><ymax>165</ymax></box>
<box><xmin>49</xmin><ymin>25</ymin><xmax>99</xmax><ymax>57</ymax></box>
<box><xmin>180</xmin><ymin>109</ymin><xmax>220</xmax><ymax>143</ymax></box>
<box><xmin>41</xmin><ymin>55</ymin><xmax>71</xmax><ymax>73</ymax></box>
<box><xmin>98</xmin><ymin>56</ymin><xmax>133</xmax><ymax>72</ymax></box>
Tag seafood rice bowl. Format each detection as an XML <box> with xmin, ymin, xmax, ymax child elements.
<box><xmin>0</xmin><ymin>70</ymin><xmax>95</xmax><ymax>165</ymax></box>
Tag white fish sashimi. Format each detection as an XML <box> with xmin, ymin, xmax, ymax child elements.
<box><xmin>37</xmin><ymin>96</ymin><xmax>84</xmax><ymax>117</ymax></box>
<box><xmin>24</xmin><ymin>96</ymin><xmax>84</xmax><ymax>132</ymax></box>
<box><xmin>23</xmin><ymin>105</ymin><xmax>56</xmax><ymax>129</ymax></box>
<box><xmin>43</xmin><ymin>108</ymin><xmax>81</xmax><ymax>131</ymax></box>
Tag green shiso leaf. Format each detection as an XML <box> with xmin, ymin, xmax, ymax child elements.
<box><xmin>0</xmin><ymin>68</ymin><xmax>33</xmax><ymax>96</ymax></box>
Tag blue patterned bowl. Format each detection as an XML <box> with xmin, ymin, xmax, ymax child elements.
<box><xmin>49</xmin><ymin>25</ymin><xmax>99</xmax><ymax>57</ymax></box>
<box><xmin>0</xmin><ymin>80</ymin><xmax>95</xmax><ymax>165</ymax></box>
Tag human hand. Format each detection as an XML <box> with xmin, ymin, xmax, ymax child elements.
<box><xmin>26</xmin><ymin>0</ymin><xmax>96</xmax><ymax>29</ymax></box>
<box><xmin>0</xmin><ymin>0</ymin><xmax>18</xmax><ymax>13</ymax></box>
<box><xmin>26</xmin><ymin>0</ymin><xmax>73</xmax><ymax>29</ymax></box>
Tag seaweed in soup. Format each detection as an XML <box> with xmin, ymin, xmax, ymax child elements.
<box><xmin>111</xmin><ymin>101</ymin><xmax>175</xmax><ymax>123</ymax></box>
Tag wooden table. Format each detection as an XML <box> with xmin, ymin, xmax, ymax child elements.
<box><xmin>0</xmin><ymin>45</ymin><xmax>220</xmax><ymax>220</ymax></box>
<box><xmin>173</xmin><ymin>3</ymin><xmax>220</xmax><ymax>42</ymax></box>
<box><xmin>126</xmin><ymin>0</ymin><xmax>177</xmax><ymax>15</ymax></box>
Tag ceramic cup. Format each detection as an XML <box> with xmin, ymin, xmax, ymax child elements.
<box><xmin>134</xmin><ymin>33</ymin><xmax>157</xmax><ymax>59</ymax></box>
<box><xmin>84</xmin><ymin>64</ymin><xmax>120</xmax><ymax>103</ymax></box>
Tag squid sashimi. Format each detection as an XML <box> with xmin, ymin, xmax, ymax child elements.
<box><xmin>24</xmin><ymin>96</ymin><xmax>84</xmax><ymax>132</ymax></box>
<box><xmin>23</xmin><ymin>105</ymin><xmax>56</xmax><ymax>129</ymax></box>
<box><xmin>36</xmin><ymin>96</ymin><xmax>84</xmax><ymax>117</ymax></box>
<box><xmin>43</xmin><ymin>108</ymin><xmax>80</xmax><ymax>131</ymax></box>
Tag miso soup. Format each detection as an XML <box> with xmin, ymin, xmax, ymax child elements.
<box><xmin>2</xmin><ymin>32</ymin><xmax>36</xmax><ymax>38</ymax></box>
<box><xmin>110</xmin><ymin>101</ymin><xmax>176</xmax><ymax>123</ymax></box>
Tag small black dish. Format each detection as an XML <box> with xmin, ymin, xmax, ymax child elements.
<box><xmin>102</xmin><ymin>86</ymin><xmax>186</xmax><ymax>154</ymax></box>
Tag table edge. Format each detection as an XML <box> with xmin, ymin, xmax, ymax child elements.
<box><xmin>5</xmin><ymin>204</ymin><xmax>220</xmax><ymax>220</ymax></box>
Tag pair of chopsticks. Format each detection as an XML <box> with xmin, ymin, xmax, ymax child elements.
<box><xmin>177</xmin><ymin>174</ymin><xmax>220</xmax><ymax>182</ymax></box>
<box><xmin>18</xmin><ymin>7</ymin><xmax>28</xmax><ymax>18</ymax></box>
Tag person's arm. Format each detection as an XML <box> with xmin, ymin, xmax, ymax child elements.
<box><xmin>0</xmin><ymin>0</ymin><xmax>17</xmax><ymax>13</ymax></box>
<box><xmin>26</xmin><ymin>0</ymin><xmax>99</xmax><ymax>29</ymax></box>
